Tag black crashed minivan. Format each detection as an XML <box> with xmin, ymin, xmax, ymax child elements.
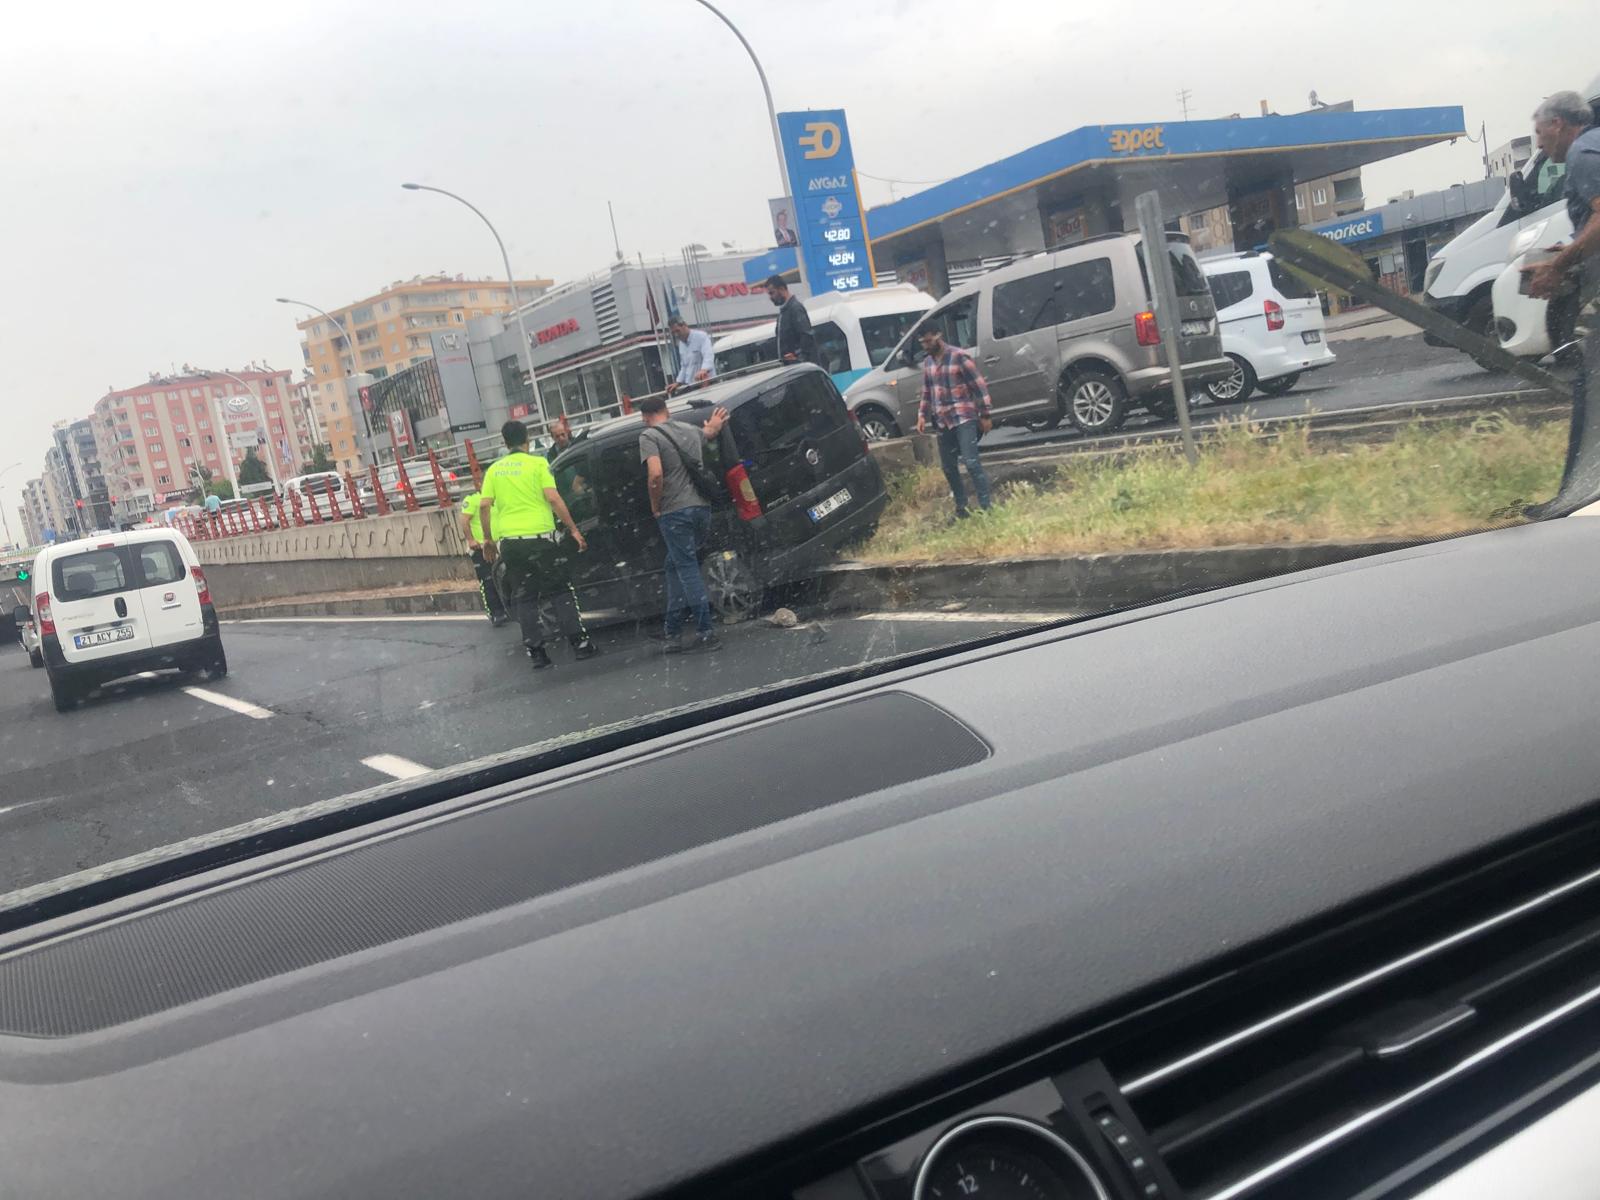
<box><xmin>546</xmin><ymin>364</ymin><xmax>887</xmax><ymax>623</ymax></box>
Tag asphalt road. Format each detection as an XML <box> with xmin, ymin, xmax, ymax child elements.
<box><xmin>0</xmin><ymin>610</ymin><xmax>1045</xmax><ymax>894</ymax></box>
<box><xmin>979</xmin><ymin>328</ymin><xmax>1539</xmax><ymax>456</ymax></box>
<box><xmin>0</xmin><ymin>332</ymin><xmax>1552</xmax><ymax>898</ymax></box>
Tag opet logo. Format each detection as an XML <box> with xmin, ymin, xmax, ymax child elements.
<box><xmin>797</xmin><ymin>121</ymin><xmax>842</xmax><ymax>159</ymax></box>
<box><xmin>1108</xmin><ymin>125</ymin><xmax>1165</xmax><ymax>154</ymax></box>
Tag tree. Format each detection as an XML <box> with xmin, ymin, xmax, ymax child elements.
<box><xmin>237</xmin><ymin>448</ymin><xmax>270</xmax><ymax>487</ymax></box>
<box><xmin>308</xmin><ymin>443</ymin><xmax>333</xmax><ymax>473</ymax></box>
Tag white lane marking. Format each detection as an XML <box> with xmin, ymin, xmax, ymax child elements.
<box><xmin>181</xmin><ymin>686</ymin><xmax>274</xmax><ymax>719</ymax></box>
<box><xmin>851</xmin><ymin>610</ymin><xmax>1078</xmax><ymax>624</ymax></box>
<box><xmin>360</xmin><ymin>754</ymin><xmax>431</xmax><ymax>780</ymax></box>
<box><xmin>226</xmin><ymin>615</ymin><xmax>486</xmax><ymax>625</ymax></box>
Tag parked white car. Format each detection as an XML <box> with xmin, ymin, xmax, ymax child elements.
<box><xmin>13</xmin><ymin>602</ymin><xmax>42</xmax><ymax>668</ymax></box>
<box><xmin>281</xmin><ymin>471</ymin><xmax>358</xmax><ymax>520</ymax></box>
<box><xmin>1200</xmin><ymin>251</ymin><xmax>1336</xmax><ymax>403</ymax></box>
<box><xmin>30</xmin><ymin>529</ymin><xmax>225</xmax><ymax>713</ymax></box>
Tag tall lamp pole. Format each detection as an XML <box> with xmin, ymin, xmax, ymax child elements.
<box><xmin>0</xmin><ymin>462</ymin><xmax>22</xmax><ymax>550</ymax></box>
<box><xmin>690</xmin><ymin>0</ymin><xmax>808</xmax><ymax>294</ymax></box>
<box><xmin>276</xmin><ymin>298</ymin><xmax>377</xmax><ymax>465</ymax></box>
<box><xmin>400</xmin><ymin>182</ymin><xmax>544</xmax><ymax>424</ymax></box>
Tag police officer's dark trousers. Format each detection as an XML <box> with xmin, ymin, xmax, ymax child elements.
<box><xmin>469</xmin><ymin>547</ymin><xmax>507</xmax><ymax>622</ymax></box>
<box><xmin>496</xmin><ymin>534</ymin><xmax>587</xmax><ymax>650</ymax></box>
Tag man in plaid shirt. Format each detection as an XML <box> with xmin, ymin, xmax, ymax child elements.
<box><xmin>914</xmin><ymin>326</ymin><xmax>994</xmax><ymax>518</ymax></box>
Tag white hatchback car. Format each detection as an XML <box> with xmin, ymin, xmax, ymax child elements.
<box><xmin>1200</xmin><ymin>251</ymin><xmax>1336</xmax><ymax>402</ymax></box>
<box><xmin>31</xmin><ymin>529</ymin><xmax>226</xmax><ymax>713</ymax></box>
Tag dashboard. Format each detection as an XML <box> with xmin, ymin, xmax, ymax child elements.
<box><xmin>3</xmin><ymin>517</ymin><xmax>1600</xmax><ymax>1199</ymax></box>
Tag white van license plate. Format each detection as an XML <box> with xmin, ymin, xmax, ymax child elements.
<box><xmin>74</xmin><ymin>627</ymin><xmax>135</xmax><ymax>649</ymax></box>
<box><xmin>1302</xmin><ymin>331</ymin><xmax>1322</xmax><ymax>344</ymax></box>
<box><xmin>809</xmin><ymin>488</ymin><xmax>852</xmax><ymax>522</ymax></box>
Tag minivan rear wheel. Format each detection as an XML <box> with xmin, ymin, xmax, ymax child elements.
<box><xmin>1205</xmin><ymin>354</ymin><xmax>1257</xmax><ymax>403</ymax></box>
<box><xmin>855</xmin><ymin>406</ymin><xmax>901</xmax><ymax>442</ymax></box>
<box><xmin>1063</xmin><ymin>369</ymin><xmax>1127</xmax><ymax>436</ymax></box>
<box><xmin>48</xmin><ymin>670</ymin><xmax>78</xmax><ymax>714</ymax></box>
<box><xmin>702</xmin><ymin>551</ymin><xmax>763</xmax><ymax>624</ymax></box>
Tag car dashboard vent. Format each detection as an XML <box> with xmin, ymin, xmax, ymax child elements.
<box><xmin>1107</xmin><ymin>853</ymin><xmax>1600</xmax><ymax>1200</ymax></box>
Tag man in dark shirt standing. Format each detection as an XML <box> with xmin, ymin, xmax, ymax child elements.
<box><xmin>766</xmin><ymin>275</ymin><xmax>817</xmax><ymax>365</ymax></box>
<box><xmin>915</xmin><ymin>326</ymin><xmax>995</xmax><ymax>520</ymax></box>
<box><xmin>1522</xmin><ymin>90</ymin><xmax>1600</xmax><ymax>304</ymax></box>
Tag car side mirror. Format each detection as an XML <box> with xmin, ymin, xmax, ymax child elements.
<box><xmin>12</xmin><ymin>605</ymin><xmax>30</xmax><ymax>626</ymax></box>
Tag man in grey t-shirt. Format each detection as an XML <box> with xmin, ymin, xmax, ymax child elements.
<box><xmin>1523</xmin><ymin>91</ymin><xmax>1600</xmax><ymax>302</ymax></box>
<box><xmin>638</xmin><ymin>395</ymin><xmax>730</xmax><ymax>652</ymax></box>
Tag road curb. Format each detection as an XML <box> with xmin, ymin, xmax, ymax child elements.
<box><xmin>220</xmin><ymin>587</ymin><xmax>481</xmax><ymax>621</ymax></box>
<box><xmin>811</xmin><ymin>539</ymin><xmax>1419</xmax><ymax>614</ymax></box>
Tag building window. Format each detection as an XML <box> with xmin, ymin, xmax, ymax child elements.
<box><xmin>387</xmin><ymin>321</ymin><xmax>396</xmax><ymax>333</ymax></box>
<box><xmin>1314</xmin><ymin>187</ymin><xmax>1328</xmax><ymax>206</ymax></box>
<box><xmin>391</xmin><ymin>342</ymin><xmax>400</xmax><ymax>353</ymax></box>
<box><xmin>180</xmin><ymin>437</ymin><xmax>191</xmax><ymax>447</ymax></box>
<box><xmin>381</xmin><ymin>301</ymin><xmax>391</xmax><ymax>313</ymax></box>
<box><xmin>150</xmin><ymin>443</ymin><xmax>163</xmax><ymax>453</ymax></box>
<box><xmin>166</xmin><ymin>391</ymin><xmax>179</xmax><ymax>401</ymax></box>
<box><xmin>468</xmin><ymin>290</ymin><xmax>478</xmax><ymax>302</ymax></box>
<box><xmin>1295</xmin><ymin>191</ymin><xmax>1305</xmax><ymax>210</ymax></box>
<box><xmin>453</xmin><ymin>311</ymin><xmax>464</xmax><ymax>322</ymax></box>
<box><xmin>158</xmin><ymin>475</ymin><xmax>170</xmax><ymax>484</ymax></box>
<box><xmin>205</xmin><ymin>435</ymin><xmax>215</xmax><ymax>444</ymax></box>
<box><xmin>321</xmin><ymin>364</ymin><xmax>331</xmax><ymax>375</ymax></box>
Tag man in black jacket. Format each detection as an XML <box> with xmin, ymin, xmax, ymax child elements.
<box><xmin>766</xmin><ymin>275</ymin><xmax>817</xmax><ymax>365</ymax></box>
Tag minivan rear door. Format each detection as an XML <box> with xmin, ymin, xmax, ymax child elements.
<box><xmin>982</xmin><ymin>264</ymin><xmax>1062</xmax><ymax>414</ymax></box>
<box><xmin>129</xmin><ymin>537</ymin><xmax>203</xmax><ymax>648</ymax></box>
<box><xmin>726</xmin><ymin>370</ymin><xmax>868</xmax><ymax>522</ymax></box>
<box><xmin>48</xmin><ymin>543</ymin><xmax>152</xmax><ymax>665</ymax></box>
<box><xmin>1140</xmin><ymin>237</ymin><xmax>1223</xmax><ymax>364</ymax></box>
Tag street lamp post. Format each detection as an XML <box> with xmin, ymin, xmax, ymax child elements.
<box><xmin>690</xmin><ymin>0</ymin><xmax>809</xmax><ymax>295</ymax></box>
<box><xmin>400</xmin><ymin>183</ymin><xmax>544</xmax><ymax>424</ymax></box>
<box><xmin>276</xmin><ymin>298</ymin><xmax>378</xmax><ymax>465</ymax></box>
<box><xmin>0</xmin><ymin>462</ymin><xmax>22</xmax><ymax>551</ymax></box>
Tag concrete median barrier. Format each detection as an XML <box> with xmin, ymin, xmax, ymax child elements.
<box><xmin>195</xmin><ymin>508</ymin><xmax>473</xmax><ymax>606</ymax></box>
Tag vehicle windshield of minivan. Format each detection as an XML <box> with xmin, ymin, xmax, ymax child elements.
<box><xmin>0</xmin><ymin>7</ymin><xmax>1589</xmax><ymax>904</ymax></box>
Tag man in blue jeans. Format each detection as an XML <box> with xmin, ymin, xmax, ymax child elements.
<box><xmin>638</xmin><ymin>394</ymin><xmax>730</xmax><ymax>653</ymax></box>
<box><xmin>914</xmin><ymin>325</ymin><xmax>994</xmax><ymax>519</ymax></box>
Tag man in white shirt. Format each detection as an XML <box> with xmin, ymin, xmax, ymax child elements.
<box><xmin>666</xmin><ymin>318</ymin><xmax>715</xmax><ymax>394</ymax></box>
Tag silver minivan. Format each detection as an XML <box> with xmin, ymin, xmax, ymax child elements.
<box><xmin>844</xmin><ymin>232</ymin><xmax>1231</xmax><ymax>437</ymax></box>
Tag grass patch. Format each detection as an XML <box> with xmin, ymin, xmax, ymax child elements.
<box><xmin>859</xmin><ymin>415</ymin><xmax>1565</xmax><ymax>564</ymax></box>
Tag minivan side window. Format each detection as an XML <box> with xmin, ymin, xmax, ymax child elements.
<box><xmin>1265</xmin><ymin>259</ymin><xmax>1315</xmax><ymax>300</ymax></box>
<box><xmin>991</xmin><ymin>271</ymin><xmax>1058</xmax><ymax>340</ymax></box>
<box><xmin>52</xmin><ymin>549</ymin><xmax>128</xmax><ymax>601</ymax></box>
<box><xmin>1056</xmin><ymin>258</ymin><xmax>1116</xmax><ymax>323</ymax></box>
<box><xmin>729</xmin><ymin>373</ymin><xmax>841</xmax><ymax>461</ymax></box>
<box><xmin>909</xmin><ymin>294</ymin><xmax>979</xmax><ymax>362</ymax></box>
<box><xmin>1208</xmin><ymin>270</ymin><xmax>1254</xmax><ymax>310</ymax></box>
<box><xmin>860</xmin><ymin>312</ymin><xmax>923</xmax><ymax>365</ymax></box>
<box><xmin>813</xmin><ymin>321</ymin><xmax>849</xmax><ymax>374</ymax></box>
<box><xmin>135</xmin><ymin>540</ymin><xmax>186</xmax><ymax>587</ymax></box>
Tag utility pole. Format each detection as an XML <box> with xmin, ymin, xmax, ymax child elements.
<box><xmin>1177</xmin><ymin>88</ymin><xmax>1194</xmax><ymax>121</ymax></box>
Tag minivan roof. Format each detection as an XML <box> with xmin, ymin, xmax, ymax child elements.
<box><xmin>37</xmin><ymin>527</ymin><xmax>187</xmax><ymax>560</ymax></box>
<box><xmin>558</xmin><ymin>364</ymin><xmax>827</xmax><ymax>448</ymax></box>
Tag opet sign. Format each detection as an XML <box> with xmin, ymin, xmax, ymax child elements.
<box><xmin>1107</xmin><ymin>125</ymin><xmax>1166</xmax><ymax>154</ymax></box>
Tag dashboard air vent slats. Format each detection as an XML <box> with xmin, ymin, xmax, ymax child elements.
<box><xmin>1110</xmin><ymin>859</ymin><xmax>1600</xmax><ymax>1200</ymax></box>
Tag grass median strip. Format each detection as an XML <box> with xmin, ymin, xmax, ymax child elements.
<box><xmin>860</xmin><ymin>415</ymin><xmax>1565</xmax><ymax>565</ymax></box>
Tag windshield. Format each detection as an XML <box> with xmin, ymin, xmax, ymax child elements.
<box><xmin>0</xmin><ymin>5</ymin><xmax>1589</xmax><ymax>915</ymax></box>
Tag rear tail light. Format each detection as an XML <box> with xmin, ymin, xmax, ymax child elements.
<box><xmin>35</xmin><ymin>592</ymin><xmax>54</xmax><ymax>636</ymax></box>
<box><xmin>1134</xmin><ymin>310</ymin><xmax>1162</xmax><ymax>346</ymax></box>
<box><xmin>191</xmin><ymin>565</ymin><xmax>212</xmax><ymax>606</ymax></box>
<box><xmin>725</xmin><ymin>464</ymin><xmax>763</xmax><ymax>521</ymax></box>
<box><xmin>1264</xmin><ymin>299</ymin><xmax>1285</xmax><ymax>331</ymax></box>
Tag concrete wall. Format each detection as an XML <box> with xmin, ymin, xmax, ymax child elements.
<box><xmin>194</xmin><ymin>508</ymin><xmax>472</xmax><ymax>606</ymax></box>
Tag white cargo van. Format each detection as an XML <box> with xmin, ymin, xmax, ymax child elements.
<box><xmin>711</xmin><ymin>285</ymin><xmax>934</xmax><ymax>437</ymax></box>
<box><xmin>31</xmin><ymin>529</ymin><xmax>225</xmax><ymax>713</ymax></box>
<box><xmin>1424</xmin><ymin>74</ymin><xmax>1598</xmax><ymax>359</ymax></box>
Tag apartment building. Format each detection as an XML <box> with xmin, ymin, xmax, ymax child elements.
<box><xmin>293</xmin><ymin>273</ymin><xmax>551</xmax><ymax>471</ymax></box>
<box><xmin>91</xmin><ymin>368</ymin><xmax>310</xmax><ymax>524</ymax></box>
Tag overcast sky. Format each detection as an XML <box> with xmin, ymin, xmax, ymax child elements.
<box><xmin>2</xmin><ymin>0</ymin><xmax>1593</xmax><ymax>527</ymax></box>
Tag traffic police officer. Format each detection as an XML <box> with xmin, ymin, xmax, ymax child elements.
<box><xmin>479</xmin><ymin>419</ymin><xmax>596</xmax><ymax>670</ymax></box>
<box><xmin>458</xmin><ymin>488</ymin><xmax>508</xmax><ymax>626</ymax></box>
